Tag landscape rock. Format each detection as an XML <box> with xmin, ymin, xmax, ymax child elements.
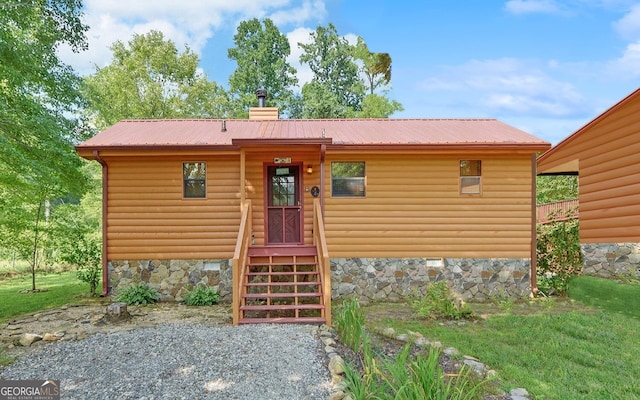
<box><xmin>18</xmin><ymin>333</ymin><xmax>43</xmax><ymax>347</ymax></box>
<box><xmin>42</xmin><ymin>333</ymin><xmax>60</xmax><ymax>342</ymax></box>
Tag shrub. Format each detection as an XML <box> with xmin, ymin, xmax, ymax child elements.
<box><xmin>115</xmin><ymin>284</ymin><xmax>159</xmax><ymax>305</ymax></box>
<box><xmin>76</xmin><ymin>262</ymin><xmax>102</xmax><ymax>297</ymax></box>
<box><xmin>183</xmin><ymin>285</ymin><xmax>219</xmax><ymax>306</ymax></box>
<box><xmin>411</xmin><ymin>281</ymin><xmax>473</xmax><ymax>320</ymax></box>
<box><xmin>536</xmin><ymin>217</ymin><xmax>582</xmax><ymax>295</ymax></box>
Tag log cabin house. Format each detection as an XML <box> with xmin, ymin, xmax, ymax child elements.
<box><xmin>537</xmin><ymin>87</ymin><xmax>640</xmax><ymax>279</ymax></box>
<box><xmin>76</xmin><ymin>99</ymin><xmax>550</xmax><ymax>324</ymax></box>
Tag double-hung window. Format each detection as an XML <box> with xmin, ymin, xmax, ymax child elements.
<box><xmin>460</xmin><ymin>160</ymin><xmax>481</xmax><ymax>195</ymax></box>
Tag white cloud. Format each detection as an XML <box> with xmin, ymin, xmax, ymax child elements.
<box><xmin>270</xmin><ymin>0</ymin><xmax>327</xmax><ymax>25</ymax></box>
<box><xmin>613</xmin><ymin>3</ymin><xmax>640</xmax><ymax>40</ymax></box>
<box><xmin>419</xmin><ymin>58</ymin><xmax>588</xmax><ymax>117</ymax></box>
<box><xmin>607</xmin><ymin>40</ymin><xmax>640</xmax><ymax>77</ymax></box>
<box><xmin>59</xmin><ymin>0</ymin><xmax>326</xmax><ymax>76</ymax></box>
<box><xmin>504</xmin><ymin>0</ymin><xmax>560</xmax><ymax>14</ymax></box>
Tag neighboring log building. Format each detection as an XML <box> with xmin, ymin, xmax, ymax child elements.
<box><xmin>538</xmin><ymin>87</ymin><xmax>640</xmax><ymax>279</ymax></box>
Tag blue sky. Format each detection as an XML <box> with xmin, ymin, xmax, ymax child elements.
<box><xmin>60</xmin><ymin>0</ymin><xmax>640</xmax><ymax>144</ymax></box>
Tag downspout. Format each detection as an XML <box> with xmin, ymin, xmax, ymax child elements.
<box><xmin>530</xmin><ymin>153</ymin><xmax>538</xmax><ymax>296</ymax></box>
<box><xmin>93</xmin><ymin>150</ymin><xmax>110</xmax><ymax>297</ymax></box>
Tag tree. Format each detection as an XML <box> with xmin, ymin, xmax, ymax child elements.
<box><xmin>354</xmin><ymin>37</ymin><xmax>392</xmax><ymax>95</ymax></box>
<box><xmin>227</xmin><ymin>18</ymin><xmax>298</xmax><ymax>117</ymax></box>
<box><xmin>352</xmin><ymin>37</ymin><xmax>403</xmax><ymax>118</ymax></box>
<box><xmin>0</xmin><ymin>0</ymin><xmax>90</xmax><ymax>290</ymax></box>
<box><xmin>299</xmin><ymin>23</ymin><xmax>365</xmax><ymax>118</ymax></box>
<box><xmin>83</xmin><ymin>30</ymin><xmax>228</xmax><ymax>129</ymax></box>
<box><xmin>358</xmin><ymin>94</ymin><xmax>404</xmax><ymax>118</ymax></box>
<box><xmin>536</xmin><ymin>175</ymin><xmax>578</xmax><ymax>205</ymax></box>
<box><xmin>52</xmin><ymin>162</ymin><xmax>102</xmax><ymax>296</ymax></box>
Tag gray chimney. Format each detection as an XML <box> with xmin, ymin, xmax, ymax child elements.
<box><xmin>256</xmin><ymin>89</ymin><xmax>267</xmax><ymax>107</ymax></box>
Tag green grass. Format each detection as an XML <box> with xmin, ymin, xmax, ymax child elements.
<box><xmin>0</xmin><ymin>271</ymin><xmax>91</xmax><ymax>323</ymax></box>
<box><xmin>567</xmin><ymin>275</ymin><xmax>640</xmax><ymax>319</ymax></box>
<box><xmin>369</xmin><ymin>277</ymin><xmax>640</xmax><ymax>400</ymax></box>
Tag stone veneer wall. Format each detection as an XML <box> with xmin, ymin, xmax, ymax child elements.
<box><xmin>581</xmin><ymin>243</ymin><xmax>640</xmax><ymax>278</ymax></box>
<box><xmin>108</xmin><ymin>260</ymin><xmax>232</xmax><ymax>302</ymax></box>
<box><xmin>330</xmin><ymin>257</ymin><xmax>532</xmax><ymax>302</ymax></box>
<box><xmin>108</xmin><ymin>257</ymin><xmax>532</xmax><ymax>303</ymax></box>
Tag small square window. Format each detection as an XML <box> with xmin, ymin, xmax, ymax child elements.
<box><xmin>331</xmin><ymin>162</ymin><xmax>365</xmax><ymax>197</ymax></box>
<box><xmin>183</xmin><ymin>162</ymin><xmax>206</xmax><ymax>198</ymax></box>
<box><xmin>460</xmin><ymin>160</ymin><xmax>481</xmax><ymax>195</ymax></box>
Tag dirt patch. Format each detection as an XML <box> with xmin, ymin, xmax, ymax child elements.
<box><xmin>1</xmin><ymin>300</ymin><xmax>232</xmax><ymax>358</ymax></box>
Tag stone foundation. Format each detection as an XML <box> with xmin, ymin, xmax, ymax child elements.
<box><xmin>108</xmin><ymin>259</ymin><xmax>232</xmax><ymax>302</ymax></box>
<box><xmin>330</xmin><ymin>257</ymin><xmax>532</xmax><ymax>302</ymax></box>
<box><xmin>581</xmin><ymin>243</ymin><xmax>640</xmax><ymax>278</ymax></box>
<box><xmin>108</xmin><ymin>256</ymin><xmax>532</xmax><ymax>303</ymax></box>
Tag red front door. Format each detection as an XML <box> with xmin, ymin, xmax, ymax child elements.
<box><xmin>266</xmin><ymin>165</ymin><xmax>302</xmax><ymax>244</ymax></box>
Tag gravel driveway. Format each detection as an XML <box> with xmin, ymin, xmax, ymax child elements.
<box><xmin>0</xmin><ymin>323</ymin><xmax>332</xmax><ymax>399</ymax></box>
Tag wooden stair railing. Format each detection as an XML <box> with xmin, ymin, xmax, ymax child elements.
<box><xmin>232</xmin><ymin>200</ymin><xmax>252</xmax><ymax>325</ymax></box>
<box><xmin>232</xmin><ymin>199</ymin><xmax>331</xmax><ymax>325</ymax></box>
<box><xmin>313</xmin><ymin>198</ymin><xmax>331</xmax><ymax>326</ymax></box>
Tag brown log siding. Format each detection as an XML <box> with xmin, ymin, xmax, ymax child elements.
<box><xmin>323</xmin><ymin>153</ymin><xmax>534</xmax><ymax>258</ymax></box>
<box><xmin>539</xmin><ymin>92</ymin><xmax>640</xmax><ymax>244</ymax></box>
<box><xmin>103</xmin><ymin>151</ymin><xmax>535</xmax><ymax>260</ymax></box>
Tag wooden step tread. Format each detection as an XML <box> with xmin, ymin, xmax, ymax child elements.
<box><xmin>240</xmin><ymin>304</ymin><xmax>325</xmax><ymax>311</ymax></box>
<box><xmin>243</xmin><ymin>292</ymin><xmax>321</xmax><ymax>299</ymax></box>
<box><xmin>247</xmin><ymin>271</ymin><xmax>319</xmax><ymax>276</ymax></box>
<box><xmin>248</xmin><ymin>246</ymin><xmax>317</xmax><ymax>257</ymax></box>
<box><xmin>238</xmin><ymin>317</ymin><xmax>326</xmax><ymax>324</ymax></box>
<box><xmin>245</xmin><ymin>281</ymin><xmax>319</xmax><ymax>287</ymax></box>
<box><xmin>247</xmin><ymin>263</ymin><xmax>317</xmax><ymax>268</ymax></box>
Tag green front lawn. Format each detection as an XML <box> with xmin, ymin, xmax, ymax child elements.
<box><xmin>367</xmin><ymin>277</ymin><xmax>640</xmax><ymax>399</ymax></box>
<box><xmin>0</xmin><ymin>271</ymin><xmax>91</xmax><ymax>323</ymax></box>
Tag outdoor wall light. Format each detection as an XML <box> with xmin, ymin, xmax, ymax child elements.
<box><xmin>307</xmin><ymin>165</ymin><xmax>313</xmax><ymax>174</ymax></box>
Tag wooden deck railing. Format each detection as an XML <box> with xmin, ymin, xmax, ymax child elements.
<box><xmin>232</xmin><ymin>200</ymin><xmax>252</xmax><ymax>325</ymax></box>
<box><xmin>313</xmin><ymin>198</ymin><xmax>331</xmax><ymax>325</ymax></box>
<box><xmin>537</xmin><ymin>199</ymin><xmax>579</xmax><ymax>224</ymax></box>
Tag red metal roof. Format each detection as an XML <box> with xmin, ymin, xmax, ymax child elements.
<box><xmin>76</xmin><ymin>118</ymin><xmax>550</xmax><ymax>150</ymax></box>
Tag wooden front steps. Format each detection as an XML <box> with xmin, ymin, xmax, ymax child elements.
<box><xmin>238</xmin><ymin>246</ymin><xmax>327</xmax><ymax>324</ymax></box>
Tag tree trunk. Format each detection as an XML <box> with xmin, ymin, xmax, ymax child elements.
<box><xmin>30</xmin><ymin>200</ymin><xmax>44</xmax><ymax>291</ymax></box>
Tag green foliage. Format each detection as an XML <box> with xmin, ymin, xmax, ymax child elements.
<box><xmin>49</xmin><ymin>163</ymin><xmax>102</xmax><ymax>295</ymax></box>
<box><xmin>75</xmin><ymin>263</ymin><xmax>102</xmax><ymax>297</ymax></box>
<box><xmin>0</xmin><ymin>0</ymin><xmax>90</xmax><ymax>291</ymax></box>
<box><xmin>536</xmin><ymin>175</ymin><xmax>578</xmax><ymax>204</ymax></box>
<box><xmin>298</xmin><ymin>23</ymin><xmax>365</xmax><ymax>117</ymax></box>
<box><xmin>334</xmin><ymin>297</ymin><xmax>367</xmax><ymax>352</ymax></box>
<box><xmin>115</xmin><ymin>284</ymin><xmax>160</xmax><ymax>305</ymax></box>
<box><xmin>536</xmin><ymin>218</ymin><xmax>582</xmax><ymax>295</ymax></box>
<box><xmin>411</xmin><ymin>281</ymin><xmax>474</xmax><ymax>320</ymax></box>
<box><xmin>335</xmin><ymin>298</ymin><xmax>483</xmax><ymax>399</ymax></box>
<box><xmin>357</xmin><ymin>93</ymin><xmax>404</xmax><ymax>118</ymax></box>
<box><xmin>83</xmin><ymin>30</ymin><xmax>228</xmax><ymax>129</ymax></box>
<box><xmin>227</xmin><ymin>18</ymin><xmax>297</xmax><ymax>117</ymax></box>
<box><xmin>183</xmin><ymin>285</ymin><xmax>219</xmax><ymax>306</ymax></box>
<box><xmin>353</xmin><ymin>36</ymin><xmax>392</xmax><ymax>95</ymax></box>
